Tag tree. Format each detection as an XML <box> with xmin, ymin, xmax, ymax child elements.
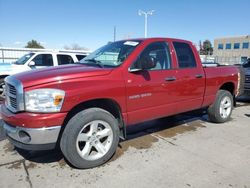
<box><xmin>64</xmin><ymin>43</ymin><xmax>89</xmax><ymax>51</ymax></box>
<box><xmin>200</xmin><ymin>40</ymin><xmax>213</xmax><ymax>55</ymax></box>
<box><xmin>25</xmin><ymin>40</ymin><xmax>44</xmax><ymax>49</ymax></box>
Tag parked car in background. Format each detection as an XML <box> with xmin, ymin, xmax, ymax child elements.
<box><xmin>234</xmin><ymin>58</ymin><xmax>250</xmax><ymax>97</ymax></box>
<box><xmin>1</xmin><ymin>38</ymin><xmax>239</xmax><ymax>169</ymax></box>
<box><xmin>0</xmin><ymin>51</ymin><xmax>88</xmax><ymax>98</ymax></box>
<box><xmin>241</xmin><ymin>58</ymin><xmax>250</xmax><ymax>96</ymax></box>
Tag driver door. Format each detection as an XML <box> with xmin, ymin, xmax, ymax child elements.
<box><xmin>125</xmin><ymin>41</ymin><xmax>177</xmax><ymax>125</ymax></box>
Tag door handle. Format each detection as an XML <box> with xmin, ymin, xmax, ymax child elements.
<box><xmin>195</xmin><ymin>74</ymin><xmax>203</xmax><ymax>78</ymax></box>
<box><xmin>165</xmin><ymin>77</ymin><xmax>176</xmax><ymax>81</ymax></box>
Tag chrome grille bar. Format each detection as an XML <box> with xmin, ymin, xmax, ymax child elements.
<box><xmin>4</xmin><ymin>76</ymin><xmax>24</xmax><ymax>113</ymax></box>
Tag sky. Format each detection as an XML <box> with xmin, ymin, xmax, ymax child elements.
<box><xmin>0</xmin><ymin>0</ymin><xmax>250</xmax><ymax>51</ymax></box>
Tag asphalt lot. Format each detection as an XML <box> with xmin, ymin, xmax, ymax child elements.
<box><xmin>0</xmin><ymin>99</ymin><xmax>250</xmax><ymax>188</ymax></box>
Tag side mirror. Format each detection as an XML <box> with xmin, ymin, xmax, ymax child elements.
<box><xmin>128</xmin><ymin>56</ymin><xmax>156</xmax><ymax>73</ymax></box>
<box><xmin>141</xmin><ymin>56</ymin><xmax>156</xmax><ymax>70</ymax></box>
<box><xmin>28</xmin><ymin>61</ymin><xmax>35</xmax><ymax>67</ymax></box>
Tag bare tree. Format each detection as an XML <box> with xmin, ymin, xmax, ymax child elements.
<box><xmin>64</xmin><ymin>43</ymin><xmax>89</xmax><ymax>50</ymax></box>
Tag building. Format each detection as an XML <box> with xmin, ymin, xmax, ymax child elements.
<box><xmin>214</xmin><ymin>35</ymin><xmax>250</xmax><ymax>65</ymax></box>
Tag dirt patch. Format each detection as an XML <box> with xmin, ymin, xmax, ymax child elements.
<box><xmin>7</xmin><ymin>161</ymin><xmax>22</xmax><ymax>169</ymax></box>
<box><xmin>26</xmin><ymin>162</ymin><xmax>37</xmax><ymax>169</ymax></box>
<box><xmin>156</xmin><ymin>120</ymin><xmax>206</xmax><ymax>138</ymax></box>
<box><xmin>3</xmin><ymin>142</ymin><xmax>15</xmax><ymax>153</ymax></box>
<box><xmin>236</xmin><ymin>102</ymin><xmax>250</xmax><ymax>107</ymax></box>
<box><xmin>110</xmin><ymin>119</ymin><xmax>205</xmax><ymax>162</ymax></box>
<box><xmin>110</xmin><ymin>134</ymin><xmax>158</xmax><ymax>162</ymax></box>
<box><xmin>58</xmin><ymin>158</ymin><xmax>67</xmax><ymax>168</ymax></box>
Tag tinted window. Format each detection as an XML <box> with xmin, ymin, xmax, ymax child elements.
<box><xmin>241</xmin><ymin>57</ymin><xmax>248</xmax><ymax>64</ymax></box>
<box><xmin>173</xmin><ymin>42</ymin><xmax>196</xmax><ymax>68</ymax></box>
<box><xmin>243</xmin><ymin>42</ymin><xmax>249</xmax><ymax>49</ymax></box>
<box><xmin>133</xmin><ymin>42</ymin><xmax>172</xmax><ymax>70</ymax></box>
<box><xmin>226</xmin><ymin>43</ymin><xmax>231</xmax><ymax>49</ymax></box>
<box><xmin>57</xmin><ymin>55</ymin><xmax>74</xmax><ymax>65</ymax></box>
<box><xmin>76</xmin><ymin>55</ymin><xmax>86</xmax><ymax>61</ymax></box>
<box><xmin>218</xmin><ymin>43</ymin><xmax>223</xmax><ymax>49</ymax></box>
<box><xmin>242</xmin><ymin>59</ymin><xmax>250</xmax><ymax>68</ymax></box>
<box><xmin>32</xmin><ymin>54</ymin><xmax>53</xmax><ymax>66</ymax></box>
<box><xmin>234</xmin><ymin>43</ymin><xmax>240</xmax><ymax>49</ymax></box>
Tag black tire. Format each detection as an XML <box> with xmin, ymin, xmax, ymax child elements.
<box><xmin>208</xmin><ymin>90</ymin><xmax>234</xmax><ymax>123</ymax></box>
<box><xmin>60</xmin><ymin>108</ymin><xmax>120</xmax><ymax>169</ymax></box>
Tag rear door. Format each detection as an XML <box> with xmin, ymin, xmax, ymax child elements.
<box><xmin>172</xmin><ymin>41</ymin><xmax>205</xmax><ymax>112</ymax></box>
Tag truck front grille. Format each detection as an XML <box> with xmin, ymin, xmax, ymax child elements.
<box><xmin>5</xmin><ymin>77</ymin><xmax>24</xmax><ymax>113</ymax></box>
<box><xmin>7</xmin><ymin>84</ymin><xmax>17</xmax><ymax>95</ymax></box>
<box><xmin>245</xmin><ymin>75</ymin><xmax>250</xmax><ymax>90</ymax></box>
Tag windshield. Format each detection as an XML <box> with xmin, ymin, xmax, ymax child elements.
<box><xmin>80</xmin><ymin>40</ymin><xmax>141</xmax><ymax>67</ymax></box>
<box><xmin>14</xmin><ymin>53</ymin><xmax>35</xmax><ymax>65</ymax></box>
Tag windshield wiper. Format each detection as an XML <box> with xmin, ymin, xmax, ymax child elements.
<box><xmin>84</xmin><ymin>59</ymin><xmax>104</xmax><ymax>68</ymax></box>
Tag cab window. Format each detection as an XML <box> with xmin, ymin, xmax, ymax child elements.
<box><xmin>76</xmin><ymin>55</ymin><xmax>86</xmax><ymax>61</ymax></box>
<box><xmin>57</xmin><ymin>55</ymin><xmax>74</xmax><ymax>65</ymax></box>
<box><xmin>32</xmin><ymin>54</ymin><xmax>53</xmax><ymax>66</ymax></box>
<box><xmin>132</xmin><ymin>42</ymin><xmax>172</xmax><ymax>70</ymax></box>
<box><xmin>173</xmin><ymin>42</ymin><xmax>196</xmax><ymax>68</ymax></box>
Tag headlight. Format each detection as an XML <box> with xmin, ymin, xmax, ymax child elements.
<box><xmin>25</xmin><ymin>89</ymin><xmax>65</xmax><ymax>112</ymax></box>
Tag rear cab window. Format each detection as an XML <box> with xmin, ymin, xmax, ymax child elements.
<box><xmin>76</xmin><ymin>55</ymin><xmax>86</xmax><ymax>61</ymax></box>
<box><xmin>173</xmin><ymin>42</ymin><xmax>197</xmax><ymax>68</ymax></box>
<box><xmin>57</xmin><ymin>55</ymin><xmax>74</xmax><ymax>65</ymax></box>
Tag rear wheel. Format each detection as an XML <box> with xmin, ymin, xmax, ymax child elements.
<box><xmin>208</xmin><ymin>90</ymin><xmax>233</xmax><ymax>123</ymax></box>
<box><xmin>60</xmin><ymin>108</ymin><xmax>120</xmax><ymax>169</ymax></box>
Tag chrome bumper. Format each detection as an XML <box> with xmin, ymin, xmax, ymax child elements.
<box><xmin>3</xmin><ymin>122</ymin><xmax>61</xmax><ymax>145</ymax></box>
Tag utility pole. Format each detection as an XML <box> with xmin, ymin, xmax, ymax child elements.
<box><xmin>138</xmin><ymin>10</ymin><xmax>155</xmax><ymax>38</ymax></box>
<box><xmin>113</xmin><ymin>26</ymin><xmax>116</xmax><ymax>42</ymax></box>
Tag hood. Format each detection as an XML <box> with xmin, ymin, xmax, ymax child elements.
<box><xmin>0</xmin><ymin>62</ymin><xmax>30</xmax><ymax>74</ymax></box>
<box><xmin>13</xmin><ymin>64</ymin><xmax>113</xmax><ymax>88</ymax></box>
<box><xmin>0</xmin><ymin>63</ymin><xmax>12</xmax><ymax>71</ymax></box>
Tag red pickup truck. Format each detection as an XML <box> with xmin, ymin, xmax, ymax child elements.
<box><xmin>1</xmin><ymin>38</ymin><xmax>239</xmax><ymax>168</ymax></box>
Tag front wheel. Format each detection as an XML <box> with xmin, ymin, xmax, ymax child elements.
<box><xmin>60</xmin><ymin>108</ymin><xmax>120</xmax><ymax>169</ymax></box>
<box><xmin>208</xmin><ymin>90</ymin><xmax>234</xmax><ymax>123</ymax></box>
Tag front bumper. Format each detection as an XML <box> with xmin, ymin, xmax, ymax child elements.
<box><xmin>4</xmin><ymin>122</ymin><xmax>61</xmax><ymax>150</ymax></box>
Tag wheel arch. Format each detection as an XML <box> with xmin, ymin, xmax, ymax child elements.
<box><xmin>219</xmin><ymin>82</ymin><xmax>236</xmax><ymax>106</ymax></box>
<box><xmin>59</xmin><ymin>98</ymin><xmax>126</xmax><ymax>144</ymax></box>
<box><xmin>0</xmin><ymin>75</ymin><xmax>9</xmax><ymax>80</ymax></box>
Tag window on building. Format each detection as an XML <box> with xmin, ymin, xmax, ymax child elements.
<box><xmin>226</xmin><ymin>43</ymin><xmax>231</xmax><ymax>49</ymax></box>
<box><xmin>243</xmin><ymin>42</ymin><xmax>249</xmax><ymax>49</ymax></box>
<box><xmin>234</xmin><ymin>43</ymin><xmax>240</xmax><ymax>49</ymax></box>
<box><xmin>218</xmin><ymin>43</ymin><xmax>223</xmax><ymax>49</ymax></box>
